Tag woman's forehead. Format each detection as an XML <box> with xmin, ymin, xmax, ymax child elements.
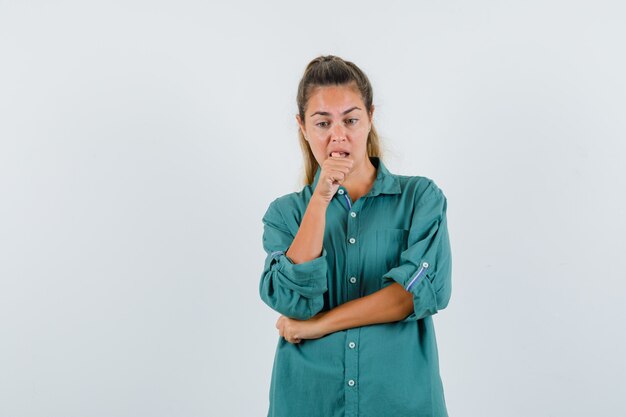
<box><xmin>306</xmin><ymin>84</ymin><xmax>365</xmax><ymax>116</ymax></box>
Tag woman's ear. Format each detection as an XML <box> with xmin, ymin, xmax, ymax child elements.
<box><xmin>296</xmin><ymin>114</ymin><xmax>307</xmax><ymax>140</ymax></box>
<box><xmin>369</xmin><ymin>104</ymin><xmax>374</xmax><ymax>130</ymax></box>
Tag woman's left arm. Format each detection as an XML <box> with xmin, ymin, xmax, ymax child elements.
<box><xmin>276</xmin><ymin>282</ymin><xmax>413</xmax><ymax>344</ymax></box>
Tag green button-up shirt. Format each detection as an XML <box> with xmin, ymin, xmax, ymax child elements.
<box><xmin>259</xmin><ymin>156</ymin><xmax>452</xmax><ymax>417</ymax></box>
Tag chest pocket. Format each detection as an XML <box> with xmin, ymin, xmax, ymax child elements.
<box><xmin>375</xmin><ymin>229</ymin><xmax>409</xmax><ymax>271</ymax></box>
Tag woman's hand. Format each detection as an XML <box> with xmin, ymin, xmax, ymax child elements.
<box><xmin>312</xmin><ymin>153</ymin><xmax>354</xmax><ymax>204</ymax></box>
<box><xmin>276</xmin><ymin>310</ymin><xmax>330</xmax><ymax>344</ymax></box>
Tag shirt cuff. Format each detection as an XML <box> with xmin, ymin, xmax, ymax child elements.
<box><xmin>383</xmin><ymin>263</ymin><xmax>438</xmax><ymax>322</ymax></box>
<box><xmin>269</xmin><ymin>247</ymin><xmax>328</xmax><ymax>282</ymax></box>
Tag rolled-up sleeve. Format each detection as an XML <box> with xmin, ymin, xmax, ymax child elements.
<box><xmin>259</xmin><ymin>199</ymin><xmax>328</xmax><ymax>320</ymax></box>
<box><xmin>382</xmin><ymin>182</ymin><xmax>452</xmax><ymax>322</ymax></box>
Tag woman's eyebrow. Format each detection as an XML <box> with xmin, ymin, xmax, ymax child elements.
<box><xmin>309</xmin><ymin>106</ymin><xmax>362</xmax><ymax>117</ymax></box>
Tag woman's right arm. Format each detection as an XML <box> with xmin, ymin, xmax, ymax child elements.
<box><xmin>284</xmin><ymin>195</ymin><xmax>327</xmax><ymax>263</ymax></box>
<box><xmin>258</xmin><ymin>196</ymin><xmax>330</xmax><ymax>320</ymax></box>
<box><xmin>259</xmin><ymin>156</ymin><xmax>352</xmax><ymax>320</ymax></box>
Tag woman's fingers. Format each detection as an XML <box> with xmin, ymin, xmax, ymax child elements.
<box><xmin>276</xmin><ymin>312</ymin><xmax>328</xmax><ymax>344</ymax></box>
<box><xmin>330</xmin><ymin>171</ymin><xmax>345</xmax><ymax>184</ymax></box>
<box><xmin>312</xmin><ymin>156</ymin><xmax>354</xmax><ymax>203</ymax></box>
<box><xmin>287</xmin><ymin>334</ymin><xmax>301</xmax><ymax>344</ymax></box>
<box><xmin>276</xmin><ymin>315</ymin><xmax>303</xmax><ymax>344</ymax></box>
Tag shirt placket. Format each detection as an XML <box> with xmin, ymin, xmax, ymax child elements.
<box><xmin>337</xmin><ymin>187</ymin><xmax>361</xmax><ymax>417</ymax></box>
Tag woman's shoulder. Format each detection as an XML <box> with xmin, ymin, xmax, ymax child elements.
<box><xmin>263</xmin><ymin>187</ymin><xmax>312</xmax><ymax>220</ymax></box>
<box><xmin>394</xmin><ymin>173</ymin><xmax>445</xmax><ymax>199</ymax></box>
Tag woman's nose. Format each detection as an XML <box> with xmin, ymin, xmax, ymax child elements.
<box><xmin>330</xmin><ymin>124</ymin><xmax>347</xmax><ymax>142</ymax></box>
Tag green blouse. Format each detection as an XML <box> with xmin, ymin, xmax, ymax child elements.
<box><xmin>259</xmin><ymin>156</ymin><xmax>452</xmax><ymax>417</ymax></box>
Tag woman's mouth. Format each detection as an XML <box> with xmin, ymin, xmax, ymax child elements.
<box><xmin>330</xmin><ymin>152</ymin><xmax>350</xmax><ymax>158</ymax></box>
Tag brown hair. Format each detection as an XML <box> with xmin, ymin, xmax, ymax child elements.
<box><xmin>296</xmin><ymin>55</ymin><xmax>383</xmax><ymax>186</ymax></box>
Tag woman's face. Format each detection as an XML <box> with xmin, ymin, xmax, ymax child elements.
<box><xmin>297</xmin><ymin>83</ymin><xmax>373</xmax><ymax>169</ymax></box>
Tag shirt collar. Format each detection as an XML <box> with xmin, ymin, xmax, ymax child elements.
<box><xmin>311</xmin><ymin>156</ymin><xmax>401</xmax><ymax>197</ymax></box>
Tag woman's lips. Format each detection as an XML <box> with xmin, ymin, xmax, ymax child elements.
<box><xmin>330</xmin><ymin>152</ymin><xmax>350</xmax><ymax>158</ymax></box>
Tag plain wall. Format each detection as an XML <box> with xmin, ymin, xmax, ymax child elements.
<box><xmin>1</xmin><ymin>1</ymin><xmax>625</xmax><ymax>416</ymax></box>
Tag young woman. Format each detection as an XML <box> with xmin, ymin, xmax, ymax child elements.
<box><xmin>259</xmin><ymin>55</ymin><xmax>453</xmax><ymax>417</ymax></box>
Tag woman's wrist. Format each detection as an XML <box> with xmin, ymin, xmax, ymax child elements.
<box><xmin>309</xmin><ymin>192</ymin><xmax>330</xmax><ymax>210</ymax></box>
<box><xmin>315</xmin><ymin>310</ymin><xmax>336</xmax><ymax>336</ymax></box>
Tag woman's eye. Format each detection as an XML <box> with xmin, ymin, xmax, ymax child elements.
<box><xmin>346</xmin><ymin>118</ymin><xmax>359</xmax><ymax>125</ymax></box>
<box><xmin>316</xmin><ymin>121</ymin><xmax>329</xmax><ymax>128</ymax></box>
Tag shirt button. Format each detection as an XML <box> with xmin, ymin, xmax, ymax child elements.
<box><xmin>350</xmin><ymin>212</ymin><xmax>356</xmax><ymax>218</ymax></box>
<box><xmin>348</xmin><ymin>237</ymin><xmax>356</xmax><ymax>244</ymax></box>
<box><xmin>348</xmin><ymin>342</ymin><xmax>356</xmax><ymax>349</ymax></box>
<box><xmin>347</xmin><ymin>379</ymin><xmax>355</xmax><ymax>387</ymax></box>
<box><xmin>349</xmin><ymin>276</ymin><xmax>357</xmax><ymax>284</ymax></box>
<box><xmin>338</xmin><ymin>189</ymin><xmax>345</xmax><ymax>195</ymax></box>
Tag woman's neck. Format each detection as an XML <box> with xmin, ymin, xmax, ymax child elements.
<box><xmin>342</xmin><ymin>157</ymin><xmax>377</xmax><ymax>200</ymax></box>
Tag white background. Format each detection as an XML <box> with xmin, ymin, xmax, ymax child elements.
<box><xmin>1</xmin><ymin>1</ymin><xmax>625</xmax><ymax>416</ymax></box>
